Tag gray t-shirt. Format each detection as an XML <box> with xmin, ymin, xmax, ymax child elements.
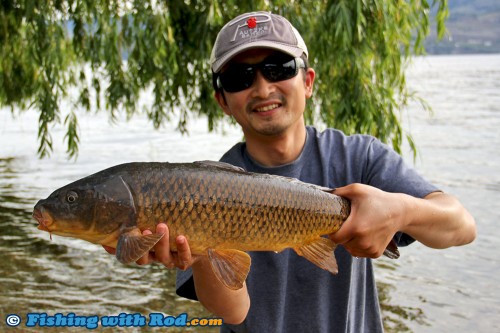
<box><xmin>176</xmin><ymin>126</ymin><xmax>438</xmax><ymax>333</ymax></box>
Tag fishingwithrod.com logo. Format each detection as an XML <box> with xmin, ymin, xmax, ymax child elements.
<box><xmin>5</xmin><ymin>312</ymin><xmax>223</xmax><ymax>329</ymax></box>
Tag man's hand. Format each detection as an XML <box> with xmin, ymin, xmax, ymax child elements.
<box><xmin>329</xmin><ymin>183</ymin><xmax>405</xmax><ymax>258</ymax></box>
<box><xmin>103</xmin><ymin>223</ymin><xmax>250</xmax><ymax>324</ymax></box>
<box><xmin>329</xmin><ymin>183</ymin><xmax>476</xmax><ymax>257</ymax></box>
<box><xmin>103</xmin><ymin>223</ymin><xmax>198</xmax><ymax>270</ymax></box>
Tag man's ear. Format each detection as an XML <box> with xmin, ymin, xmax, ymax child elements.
<box><xmin>304</xmin><ymin>68</ymin><xmax>315</xmax><ymax>99</ymax></box>
<box><xmin>215</xmin><ymin>90</ymin><xmax>232</xmax><ymax>116</ymax></box>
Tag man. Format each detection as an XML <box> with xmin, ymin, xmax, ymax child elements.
<box><xmin>121</xmin><ymin>11</ymin><xmax>476</xmax><ymax>332</ymax></box>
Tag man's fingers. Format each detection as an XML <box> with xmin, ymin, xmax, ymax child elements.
<box><xmin>175</xmin><ymin>236</ymin><xmax>192</xmax><ymax>270</ymax></box>
<box><xmin>103</xmin><ymin>223</ymin><xmax>192</xmax><ymax>269</ymax></box>
<box><xmin>329</xmin><ymin>214</ymin><xmax>354</xmax><ymax>244</ymax></box>
<box><xmin>329</xmin><ymin>231</ymin><xmax>352</xmax><ymax>246</ymax></box>
<box><xmin>136</xmin><ymin>228</ymin><xmax>154</xmax><ymax>265</ymax></box>
<box><xmin>330</xmin><ymin>184</ymin><xmax>361</xmax><ymax>244</ymax></box>
<box><xmin>333</xmin><ymin>185</ymin><xmax>349</xmax><ymax>197</ymax></box>
<box><xmin>153</xmin><ymin>223</ymin><xmax>174</xmax><ymax>267</ymax></box>
<box><xmin>334</xmin><ymin>183</ymin><xmax>364</xmax><ymax>199</ymax></box>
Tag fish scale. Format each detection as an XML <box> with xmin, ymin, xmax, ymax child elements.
<box><xmin>144</xmin><ymin>164</ymin><xmax>344</xmax><ymax>250</ymax></box>
<box><xmin>33</xmin><ymin>161</ymin><xmax>397</xmax><ymax>290</ymax></box>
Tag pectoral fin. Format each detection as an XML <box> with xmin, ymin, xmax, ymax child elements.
<box><xmin>207</xmin><ymin>248</ymin><xmax>251</xmax><ymax>290</ymax></box>
<box><xmin>294</xmin><ymin>237</ymin><xmax>338</xmax><ymax>275</ymax></box>
<box><xmin>116</xmin><ymin>228</ymin><xmax>165</xmax><ymax>264</ymax></box>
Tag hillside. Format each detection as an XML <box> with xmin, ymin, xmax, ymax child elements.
<box><xmin>425</xmin><ymin>0</ymin><xmax>500</xmax><ymax>54</ymax></box>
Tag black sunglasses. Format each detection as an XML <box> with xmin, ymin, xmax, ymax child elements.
<box><xmin>216</xmin><ymin>55</ymin><xmax>306</xmax><ymax>93</ymax></box>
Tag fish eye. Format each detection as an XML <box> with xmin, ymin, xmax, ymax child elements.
<box><xmin>66</xmin><ymin>191</ymin><xmax>79</xmax><ymax>203</ymax></box>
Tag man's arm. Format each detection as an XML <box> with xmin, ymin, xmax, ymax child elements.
<box><xmin>329</xmin><ymin>184</ymin><xmax>477</xmax><ymax>258</ymax></box>
<box><xmin>191</xmin><ymin>255</ymin><xmax>250</xmax><ymax>324</ymax></box>
<box><xmin>104</xmin><ymin>223</ymin><xmax>250</xmax><ymax>324</ymax></box>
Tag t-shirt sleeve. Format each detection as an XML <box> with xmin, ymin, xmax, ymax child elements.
<box><xmin>363</xmin><ymin>137</ymin><xmax>440</xmax><ymax>247</ymax></box>
<box><xmin>363</xmin><ymin>137</ymin><xmax>439</xmax><ymax>198</ymax></box>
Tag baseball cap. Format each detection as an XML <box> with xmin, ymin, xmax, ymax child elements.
<box><xmin>210</xmin><ymin>11</ymin><xmax>308</xmax><ymax>73</ymax></box>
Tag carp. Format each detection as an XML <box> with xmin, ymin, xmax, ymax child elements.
<box><xmin>33</xmin><ymin>161</ymin><xmax>398</xmax><ymax>290</ymax></box>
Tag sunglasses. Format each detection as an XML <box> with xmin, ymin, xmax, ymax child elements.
<box><xmin>216</xmin><ymin>55</ymin><xmax>306</xmax><ymax>93</ymax></box>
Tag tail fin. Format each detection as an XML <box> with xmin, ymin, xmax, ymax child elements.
<box><xmin>383</xmin><ymin>239</ymin><xmax>400</xmax><ymax>259</ymax></box>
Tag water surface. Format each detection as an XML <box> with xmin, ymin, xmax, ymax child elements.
<box><xmin>1</xmin><ymin>54</ymin><xmax>499</xmax><ymax>332</ymax></box>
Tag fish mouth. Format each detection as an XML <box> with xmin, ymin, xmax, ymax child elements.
<box><xmin>32</xmin><ymin>206</ymin><xmax>54</xmax><ymax>232</ymax></box>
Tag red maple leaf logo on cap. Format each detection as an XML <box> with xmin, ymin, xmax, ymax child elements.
<box><xmin>247</xmin><ymin>17</ymin><xmax>257</xmax><ymax>29</ymax></box>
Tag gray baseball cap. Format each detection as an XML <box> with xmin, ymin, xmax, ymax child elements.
<box><xmin>210</xmin><ymin>11</ymin><xmax>308</xmax><ymax>73</ymax></box>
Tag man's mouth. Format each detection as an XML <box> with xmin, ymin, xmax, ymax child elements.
<box><xmin>254</xmin><ymin>103</ymin><xmax>281</xmax><ymax>113</ymax></box>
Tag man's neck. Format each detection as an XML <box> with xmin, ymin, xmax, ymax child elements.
<box><xmin>244</xmin><ymin>125</ymin><xmax>307</xmax><ymax>167</ymax></box>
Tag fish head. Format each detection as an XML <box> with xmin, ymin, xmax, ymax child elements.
<box><xmin>33</xmin><ymin>173</ymin><xmax>136</xmax><ymax>244</ymax></box>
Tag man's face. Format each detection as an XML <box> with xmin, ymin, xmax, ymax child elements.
<box><xmin>215</xmin><ymin>49</ymin><xmax>315</xmax><ymax>139</ymax></box>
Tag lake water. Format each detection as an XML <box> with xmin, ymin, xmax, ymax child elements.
<box><xmin>1</xmin><ymin>54</ymin><xmax>499</xmax><ymax>332</ymax></box>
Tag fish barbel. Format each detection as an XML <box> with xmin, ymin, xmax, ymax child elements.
<box><xmin>33</xmin><ymin>161</ymin><xmax>398</xmax><ymax>289</ymax></box>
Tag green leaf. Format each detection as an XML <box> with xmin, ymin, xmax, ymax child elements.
<box><xmin>0</xmin><ymin>0</ymin><xmax>449</xmax><ymax>158</ymax></box>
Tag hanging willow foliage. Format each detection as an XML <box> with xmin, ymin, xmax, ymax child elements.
<box><xmin>0</xmin><ymin>0</ymin><xmax>448</xmax><ymax>158</ymax></box>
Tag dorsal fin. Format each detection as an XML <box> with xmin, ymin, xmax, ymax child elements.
<box><xmin>194</xmin><ymin>160</ymin><xmax>247</xmax><ymax>173</ymax></box>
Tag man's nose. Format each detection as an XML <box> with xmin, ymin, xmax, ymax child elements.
<box><xmin>250</xmin><ymin>70</ymin><xmax>276</xmax><ymax>98</ymax></box>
